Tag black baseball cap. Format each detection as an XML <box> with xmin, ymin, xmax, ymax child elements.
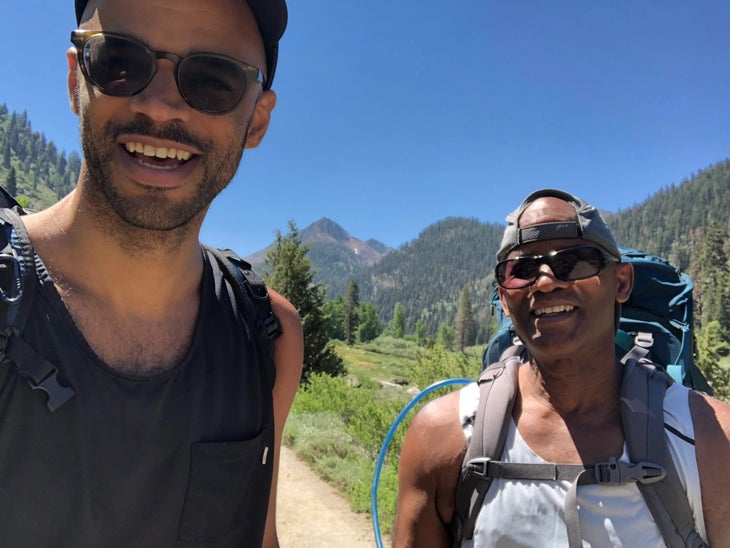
<box><xmin>74</xmin><ymin>0</ymin><xmax>287</xmax><ymax>89</ymax></box>
<box><xmin>497</xmin><ymin>188</ymin><xmax>621</xmax><ymax>261</ymax></box>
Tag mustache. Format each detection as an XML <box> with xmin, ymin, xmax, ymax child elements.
<box><xmin>109</xmin><ymin>116</ymin><xmax>208</xmax><ymax>151</ymax></box>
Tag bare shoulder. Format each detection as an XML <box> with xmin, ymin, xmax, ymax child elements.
<box><xmin>267</xmin><ymin>289</ymin><xmax>303</xmax><ymax>386</ymax></box>
<box><xmin>394</xmin><ymin>390</ymin><xmax>467</xmax><ymax>548</ymax></box>
<box><xmin>269</xmin><ymin>289</ymin><xmax>301</xmax><ymax>331</ymax></box>
<box><xmin>689</xmin><ymin>391</ymin><xmax>730</xmax><ymax>545</ymax></box>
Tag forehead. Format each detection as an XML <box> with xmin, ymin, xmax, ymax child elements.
<box><xmin>81</xmin><ymin>0</ymin><xmax>265</xmax><ymax>65</ymax></box>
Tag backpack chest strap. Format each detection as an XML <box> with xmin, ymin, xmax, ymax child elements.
<box><xmin>464</xmin><ymin>456</ymin><xmax>665</xmax><ymax>485</ymax></box>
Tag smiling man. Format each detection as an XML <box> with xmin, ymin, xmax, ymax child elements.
<box><xmin>393</xmin><ymin>189</ymin><xmax>730</xmax><ymax>547</ymax></box>
<box><xmin>0</xmin><ymin>0</ymin><xmax>302</xmax><ymax>546</ymax></box>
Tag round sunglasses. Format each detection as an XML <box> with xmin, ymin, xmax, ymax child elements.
<box><xmin>70</xmin><ymin>30</ymin><xmax>264</xmax><ymax>115</ymax></box>
<box><xmin>495</xmin><ymin>245</ymin><xmax>619</xmax><ymax>290</ymax></box>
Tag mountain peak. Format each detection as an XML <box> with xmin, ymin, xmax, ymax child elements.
<box><xmin>301</xmin><ymin>217</ymin><xmax>351</xmax><ymax>243</ymax></box>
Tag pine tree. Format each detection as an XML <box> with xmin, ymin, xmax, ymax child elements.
<box><xmin>264</xmin><ymin>220</ymin><xmax>344</xmax><ymax>381</ymax></box>
<box><xmin>693</xmin><ymin>221</ymin><xmax>730</xmax><ymax>332</ymax></box>
<box><xmin>356</xmin><ymin>302</ymin><xmax>382</xmax><ymax>343</ymax></box>
<box><xmin>342</xmin><ymin>280</ymin><xmax>359</xmax><ymax>345</ymax></box>
<box><xmin>437</xmin><ymin>323</ymin><xmax>455</xmax><ymax>350</ymax></box>
<box><xmin>696</xmin><ymin>321</ymin><xmax>730</xmax><ymax>402</ymax></box>
<box><xmin>2</xmin><ymin>142</ymin><xmax>10</xmax><ymax>169</ymax></box>
<box><xmin>322</xmin><ymin>295</ymin><xmax>345</xmax><ymax>341</ymax></box>
<box><xmin>390</xmin><ymin>302</ymin><xmax>406</xmax><ymax>339</ymax></box>
<box><xmin>415</xmin><ymin>319</ymin><xmax>426</xmax><ymax>346</ymax></box>
<box><xmin>454</xmin><ymin>286</ymin><xmax>475</xmax><ymax>351</ymax></box>
<box><xmin>5</xmin><ymin>166</ymin><xmax>17</xmax><ymax>197</ymax></box>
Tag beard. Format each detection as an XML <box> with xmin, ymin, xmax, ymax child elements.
<box><xmin>79</xmin><ymin>111</ymin><xmax>245</xmax><ymax>241</ymax></box>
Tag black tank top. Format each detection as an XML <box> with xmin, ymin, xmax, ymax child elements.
<box><xmin>0</xmin><ymin>249</ymin><xmax>275</xmax><ymax>547</ymax></box>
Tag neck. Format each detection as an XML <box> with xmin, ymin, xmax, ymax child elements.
<box><xmin>521</xmin><ymin>351</ymin><xmax>621</xmax><ymax>416</ymax></box>
<box><xmin>22</xmin><ymin>189</ymin><xmax>205</xmax><ymax>313</ymax></box>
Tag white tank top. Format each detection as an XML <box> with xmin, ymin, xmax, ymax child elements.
<box><xmin>458</xmin><ymin>382</ymin><xmax>707</xmax><ymax>547</ymax></box>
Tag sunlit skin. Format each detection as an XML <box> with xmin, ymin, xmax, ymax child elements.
<box><xmin>393</xmin><ymin>197</ymin><xmax>730</xmax><ymax>547</ymax></box>
<box><xmin>18</xmin><ymin>1</ymin><xmax>303</xmax><ymax>546</ymax></box>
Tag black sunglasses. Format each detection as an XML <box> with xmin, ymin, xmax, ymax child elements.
<box><xmin>71</xmin><ymin>30</ymin><xmax>264</xmax><ymax>115</ymax></box>
<box><xmin>495</xmin><ymin>245</ymin><xmax>619</xmax><ymax>290</ymax></box>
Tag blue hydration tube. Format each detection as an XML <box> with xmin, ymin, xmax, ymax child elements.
<box><xmin>370</xmin><ymin>377</ymin><xmax>474</xmax><ymax>547</ymax></box>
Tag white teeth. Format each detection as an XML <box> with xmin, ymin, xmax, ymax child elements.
<box><xmin>534</xmin><ymin>304</ymin><xmax>575</xmax><ymax>317</ymax></box>
<box><xmin>123</xmin><ymin>142</ymin><xmax>192</xmax><ymax>161</ymax></box>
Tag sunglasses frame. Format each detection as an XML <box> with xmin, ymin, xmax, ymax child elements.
<box><xmin>495</xmin><ymin>245</ymin><xmax>620</xmax><ymax>290</ymax></box>
<box><xmin>70</xmin><ymin>30</ymin><xmax>264</xmax><ymax>115</ymax></box>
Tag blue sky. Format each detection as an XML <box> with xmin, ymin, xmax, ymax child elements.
<box><xmin>2</xmin><ymin>1</ymin><xmax>729</xmax><ymax>256</ymax></box>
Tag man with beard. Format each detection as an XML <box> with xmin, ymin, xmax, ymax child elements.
<box><xmin>393</xmin><ymin>189</ymin><xmax>730</xmax><ymax>547</ymax></box>
<box><xmin>0</xmin><ymin>0</ymin><xmax>303</xmax><ymax>546</ymax></box>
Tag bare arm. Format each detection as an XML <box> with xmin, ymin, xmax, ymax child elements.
<box><xmin>261</xmin><ymin>290</ymin><xmax>304</xmax><ymax>548</ymax></box>
<box><xmin>393</xmin><ymin>390</ymin><xmax>466</xmax><ymax>548</ymax></box>
<box><xmin>691</xmin><ymin>391</ymin><xmax>730</xmax><ymax>547</ymax></box>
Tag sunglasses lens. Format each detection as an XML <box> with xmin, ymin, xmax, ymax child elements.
<box><xmin>497</xmin><ymin>258</ymin><xmax>540</xmax><ymax>289</ymax></box>
<box><xmin>178</xmin><ymin>55</ymin><xmax>248</xmax><ymax>113</ymax></box>
<box><xmin>558</xmin><ymin>247</ymin><xmax>604</xmax><ymax>280</ymax></box>
<box><xmin>83</xmin><ymin>34</ymin><xmax>154</xmax><ymax>96</ymax></box>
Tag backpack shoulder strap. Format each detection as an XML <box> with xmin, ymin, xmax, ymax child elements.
<box><xmin>620</xmin><ymin>358</ymin><xmax>707</xmax><ymax>548</ymax></box>
<box><xmin>203</xmin><ymin>246</ymin><xmax>282</xmax><ymax>386</ymax></box>
<box><xmin>451</xmin><ymin>349</ymin><xmax>523</xmax><ymax>544</ymax></box>
<box><xmin>0</xmin><ymin>207</ymin><xmax>75</xmax><ymax>411</ymax></box>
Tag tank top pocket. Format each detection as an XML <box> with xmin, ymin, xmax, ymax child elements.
<box><xmin>177</xmin><ymin>435</ymin><xmax>272</xmax><ymax>544</ymax></box>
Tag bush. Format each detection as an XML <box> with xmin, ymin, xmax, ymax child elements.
<box><xmin>360</xmin><ymin>335</ymin><xmax>419</xmax><ymax>359</ymax></box>
<box><xmin>406</xmin><ymin>344</ymin><xmax>482</xmax><ymax>391</ymax></box>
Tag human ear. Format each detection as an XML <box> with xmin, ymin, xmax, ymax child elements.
<box><xmin>614</xmin><ymin>262</ymin><xmax>634</xmax><ymax>304</ymax></box>
<box><xmin>67</xmin><ymin>48</ymin><xmax>81</xmax><ymax>116</ymax></box>
<box><xmin>244</xmin><ymin>90</ymin><xmax>277</xmax><ymax>149</ymax></box>
<box><xmin>498</xmin><ymin>286</ymin><xmax>513</xmax><ymax>319</ymax></box>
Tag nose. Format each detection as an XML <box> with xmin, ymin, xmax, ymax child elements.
<box><xmin>531</xmin><ymin>263</ymin><xmax>569</xmax><ymax>292</ymax></box>
<box><xmin>128</xmin><ymin>60</ymin><xmax>191</xmax><ymax>123</ymax></box>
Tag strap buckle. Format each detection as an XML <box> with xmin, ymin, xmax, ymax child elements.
<box><xmin>634</xmin><ymin>331</ymin><xmax>654</xmax><ymax>349</ymax></box>
<box><xmin>594</xmin><ymin>457</ymin><xmax>666</xmax><ymax>485</ymax></box>
<box><xmin>27</xmin><ymin>370</ymin><xmax>76</xmax><ymax>412</ymax></box>
<box><xmin>0</xmin><ymin>252</ymin><xmax>22</xmax><ymax>305</ymax></box>
<box><xmin>465</xmin><ymin>457</ymin><xmax>493</xmax><ymax>479</ymax></box>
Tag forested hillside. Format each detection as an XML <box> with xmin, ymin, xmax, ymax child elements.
<box><xmin>0</xmin><ymin>104</ymin><xmax>80</xmax><ymax>210</ymax></box>
<box><xmin>355</xmin><ymin>217</ymin><xmax>504</xmax><ymax>339</ymax></box>
<box><xmin>606</xmin><ymin>160</ymin><xmax>730</xmax><ymax>271</ymax></box>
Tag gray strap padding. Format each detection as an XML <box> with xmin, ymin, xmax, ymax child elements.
<box><xmin>620</xmin><ymin>359</ymin><xmax>707</xmax><ymax>548</ymax></box>
<box><xmin>452</xmin><ymin>349</ymin><xmax>525</xmax><ymax>544</ymax></box>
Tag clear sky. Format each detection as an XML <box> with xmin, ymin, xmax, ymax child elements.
<box><xmin>2</xmin><ymin>1</ymin><xmax>729</xmax><ymax>256</ymax></box>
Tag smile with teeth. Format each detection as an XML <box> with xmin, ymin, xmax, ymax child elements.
<box><xmin>534</xmin><ymin>304</ymin><xmax>575</xmax><ymax>317</ymax></box>
<box><xmin>124</xmin><ymin>142</ymin><xmax>193</xmax><ymax>162</ymax></box>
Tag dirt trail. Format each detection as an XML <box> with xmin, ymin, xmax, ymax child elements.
<box><xmin>276</xmin><ymin>445</ymin><xmax>391</xmax><ymax>547</ymax></box>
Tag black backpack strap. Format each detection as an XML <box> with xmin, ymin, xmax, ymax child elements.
<box><xmin>451</xmin><ymin>350</ymin><xmax>522</xmax><ymax>545</ymax></box>
<box><xmin>0</xmin><ymin>207</ymin><xmax>75</xmax><ymax>412</ymax></box>
<box><xmin>203</xmin><ymin>246</ymin><xmax>281</xmax><ymax>386</ymax></box>
<box><xmin>620</xmin><ymin>358</ymin><xmax>707</xmax><ymax>548</ymax></box>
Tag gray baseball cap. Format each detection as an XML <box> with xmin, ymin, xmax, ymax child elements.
<box><xmin>497</xmin><ymin>189</ymin><xmax>620</xmax><ymax>261</ymax></box>
<box><xmin>74</xmin><ymin>0</ymin><xmax>287</xmax><ymax>90</ymax></box>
